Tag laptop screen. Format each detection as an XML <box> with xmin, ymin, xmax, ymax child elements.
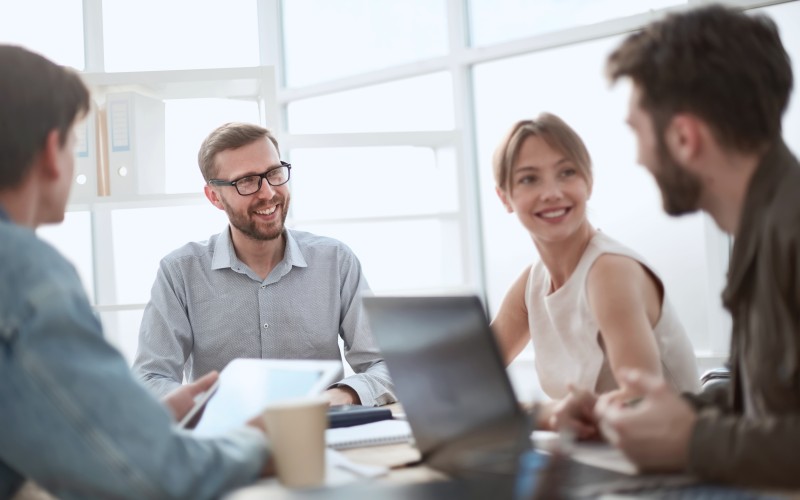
<box><xmin>363</xmin><ymin>295</ymin><xmax>530</xmax><ymax>463</ymax></box>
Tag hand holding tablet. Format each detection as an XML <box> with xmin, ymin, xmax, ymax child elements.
<box><xmin>179</xmin><ymin>358</ymin><xmax>342</xmax><ymax>436</ymax></box>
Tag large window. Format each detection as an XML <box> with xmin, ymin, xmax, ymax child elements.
<box><xmin>286</xmin><ymin>73</ymin><xmax>455</xmax><ymax>133</ymax></box>
<box><xmin>282</xmin><ymin>0</ymin><xmax>449</xmax><ymax>87</ymax></box>
<box><xmin>102</xmin><ymin>0</ymin><xmax>259</xmax><ymax>72</ymax></box>
<box><xmin>0</xmin><ymin>0</ymin><xmax>84</xmax><ymax>69</ymax></box>
<box><xmin>468</xmin><ymin>0</ymin><xmax>686</xmax><ymax>46</ymax></box>
<box><xmin>12</xmin><ymin>0</ymin><xmax>800</xmax><ymax>375</ymax></box>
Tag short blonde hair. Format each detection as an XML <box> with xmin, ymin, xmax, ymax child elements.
<box><xmin>492</xmin><ymin>112</ymin><xmax>592</xmax><ymax>193</ymax></box>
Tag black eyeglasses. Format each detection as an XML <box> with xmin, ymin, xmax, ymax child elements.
<box><xmin>208</xmin><ymin>161</ymin><xmax>292</xmax><ymax>196</ymax></box>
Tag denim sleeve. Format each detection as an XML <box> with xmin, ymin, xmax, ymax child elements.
<box><xmin>335</xmin><ymin>248</ymin><xmax>397</xmax><ymax>407</ymax></box>
<box><xmin>0</xmin><ymin>273</ymin><xmax>268</xmax><ymax>499</ymax></box>
<box><xmin>133</xmin><ymin>258</ymin><xmax>192</xmax><ymax>397</ymax></box>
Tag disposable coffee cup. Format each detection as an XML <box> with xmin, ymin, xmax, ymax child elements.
<box><xmin>263</xmin><ymin>397</ymin><xmax>328</xmax><ymax>488</ymax></box>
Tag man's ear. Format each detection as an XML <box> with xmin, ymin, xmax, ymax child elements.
<box><xmin>39</xmin><ymin>129</ymin><xmax>64</xmax><ymax>180</ymax></box>
<box><xmin>204</xmin><ymin>184</ymin><xmax>225</xmax><ymax>210</ymax></box>
<box><xmin>495</xmin><ymin>186</ymin><xmax>514</xmax><ymax>213</ymax></box>
<box><xmin>664</xmin><ymin>114</ymin><xmax>702</xmax><ymax>166</ymax></box>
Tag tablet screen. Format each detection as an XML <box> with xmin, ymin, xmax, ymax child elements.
<box><xmin>185</xmin><ymin>358</ymin><xmax>342</xmax><ymax>437</ymax></box>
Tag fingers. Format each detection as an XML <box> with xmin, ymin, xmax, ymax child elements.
<box><xmin>550</xmin><ymin>390</ymin><xmax>600</xmax><ymax>439</ymax></box>
<box><xmin>190</xmin><ymin>370</ymin><xmax>219</xmax><ymax>394</ymax></box>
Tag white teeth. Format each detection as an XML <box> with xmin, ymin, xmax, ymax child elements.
<box><xmin>540</xmin><ymin>208</ymin><xmax>567</xmax><ymax>219</ymax></box>
<box><xmin>255</xmin><ymin>206</ymin><xmax>277</xmax><ymax>216</ymax></box>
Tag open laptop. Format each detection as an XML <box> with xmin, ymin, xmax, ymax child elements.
<box><xmin>362</xmin><ymin>294</ymin><xmax>630</xmax><ymax>496</ymax></box>
<box><xmin>363</xmin><ymin>294</ymin><xmax>532</xmax><ymax>478</ymax></box>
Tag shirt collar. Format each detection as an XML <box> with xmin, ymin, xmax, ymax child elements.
<box><xmin>210</xmin><ymin>226</ymin><xmax>309</xmax><ymax>271</ymax></box>
<box><xmin>0</xmin><ymin>204</ymin><xmax>8</xmax><ymax>222</ymax></box>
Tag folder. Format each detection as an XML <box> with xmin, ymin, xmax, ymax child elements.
<box><xmin>69</xmin><ymin>105</ymin><xmax>98</xmax><ymax>204</ymax></box>
<box><xmin>105</xmin><ymin>91</ymin><xmax>165</xmax><ymax>198</ymax></box>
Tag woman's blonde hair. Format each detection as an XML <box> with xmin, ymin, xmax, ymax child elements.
<box><xmin>492</xmin><ymin>112</ymin><xmax>593</xmax><ymax>193</ymax></box>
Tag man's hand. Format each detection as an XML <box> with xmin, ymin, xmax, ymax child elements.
<box><xmin>161</xmin><ymin>371</ymin><xmax>219</xmax><ymax>421</ymax></box>
<box><xmin>245</xmin><ymin>411</ymin><xmax>276</xmax><ymax>478</ymax></box>
<box><xmin>324</xmin><ymin>386</ymin><xmax>360</xmax><ymax>406</ymax></box>
<box><xmin>595</xmin><ymin>369</ymin><xmax>697</xmax><ymax>472</ymax></box>
<box><xmin>549</xmin><ymin>386</ymin><xmax>600</xmax><ymax>440</ymax></box>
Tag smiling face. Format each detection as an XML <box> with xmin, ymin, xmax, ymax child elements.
<box><xmin>204</xmin><ymin>137</ymin><xmax>290</xmax><ymax>241</ymax></box>
<box><xmin>498</xmin><ymin>135</ymin><xmax>591</xmax><ymax>245</ymax></box>
<box><xmin>626</xmin><ymin>84</ymin><xmax>702</xmax><ymax>216</ymax></box>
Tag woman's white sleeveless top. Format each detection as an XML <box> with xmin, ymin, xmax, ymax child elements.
<box><xmin>525</xmin><ymin>231</ymin><xmax>700</xmax><ymax>399</ymax></box>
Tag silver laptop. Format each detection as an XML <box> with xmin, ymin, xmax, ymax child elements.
<box><xmin>363</xmin><ymin>294</ymin><xmax>533</xmax><ymax>476</ymax></box>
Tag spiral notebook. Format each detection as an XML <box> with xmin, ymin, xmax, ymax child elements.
<box><xmin>326</xmin><ymin>419</ymin><xmax>413</xmax><ymax>450</ymax></box>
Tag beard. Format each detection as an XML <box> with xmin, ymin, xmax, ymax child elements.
<box><xmin>221</xmin><ymin>194</ymin><xmax>289</xmax><ymax>241</ymax></box>
<box><xmin>652</xmin><ymin>139</ymin><xmax>703</xmax><ymax>216</ymax></box>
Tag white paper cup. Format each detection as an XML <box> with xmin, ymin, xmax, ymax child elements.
<box><xmin>262</xmin><ymin>397</ymin><xmax>328</xmax><ymax>488</ymax></box>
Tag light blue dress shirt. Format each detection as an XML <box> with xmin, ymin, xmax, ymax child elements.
<box><xmin>133</xmin><ymin>227</ymin><xmax>396</xmax><ymax>407</ymax></box>
<box><xmin>0</xmin><ymin>207</ymin><xmax>268</xmax><ymax>500</ymax></box>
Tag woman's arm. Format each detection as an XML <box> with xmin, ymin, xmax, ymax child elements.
<box><xmin>490</xmin><ymin>266</ymin><xmax>533</xmax><ymax>366</ymax></box>
<box><xmin>586</xmin><ymin>254</ymin><xmax>664</xmax><ymax>399</ymax></box>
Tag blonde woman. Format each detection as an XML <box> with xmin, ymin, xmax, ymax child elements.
<box><xmin>490</xmin><ymin>113</ymin><xmax>699</xmax><ymax>438</ymax></box>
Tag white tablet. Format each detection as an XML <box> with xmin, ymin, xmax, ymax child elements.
<box><xmin>180</xmin><ymin>358</ymin><xmax>342</xmax><ymax>436</ymax></box>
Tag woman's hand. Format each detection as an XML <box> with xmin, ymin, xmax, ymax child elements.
<box><xmin>548</xmin><ymin>386</ymin><xmax>600</xmax><ymax>440</ymax></box>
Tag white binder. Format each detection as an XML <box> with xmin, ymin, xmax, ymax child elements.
<box><xmin>105</xmin><ymin>91</ymin><xmax>165</xmax><ymax>197</ymax></box>
<box><xmin>69</xmin><ymin>106</ymin><xmax>98</xmax><ymax>204</ymax></box>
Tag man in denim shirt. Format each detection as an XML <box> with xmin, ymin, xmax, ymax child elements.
<box><xmin>0</xmin><ymin>45</ymin><xmax>269</xmax><ymax>499</ymax></box>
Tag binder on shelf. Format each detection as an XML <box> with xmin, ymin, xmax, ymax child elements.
<box><xmin>105</xmin><ymin>91</ymin><xmax>165</xmax><ymax>198</ymax></box>
<box><xmin>69</xmin><ymin>105</ymin><xmax>98</xmax><ymax>204</ymax></box>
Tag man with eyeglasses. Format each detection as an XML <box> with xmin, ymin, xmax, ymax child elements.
<box><xmin>133</xmin><ymin>122</ymin><xmax>396</xmax><ymax>407</ymax></box>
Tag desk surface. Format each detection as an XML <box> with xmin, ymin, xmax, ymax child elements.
<box><xmin>225</xmin><ymin>406</ymin><xmax>798</xmax><ymax>500</ymax></box>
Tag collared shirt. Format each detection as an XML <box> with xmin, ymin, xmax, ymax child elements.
<box><xmin>133</xmin><ymin>227</ymin><xmax>396</xmax><ymax>407</ymax></box>
<box><xmin>0</xmin><ymin>210</ymin><xmax>267</xmax><ymax>499</ymax></box>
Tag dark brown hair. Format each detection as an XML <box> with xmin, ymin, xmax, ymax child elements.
<box><xmin>0</xmin><ymin>45</ymin><xmax>90</xmax><ymax>188</ymax></box>
<box><xmin>606</xmin><ymin>4</ymin><xmax>793</xmax><ymax>152</ymax></box>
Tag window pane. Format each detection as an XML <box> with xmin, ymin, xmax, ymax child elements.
<box><xmin>289</xmin><ymin>146</ymin><xmax>458</xmax><ymax>220</ymax></box>
<box><xmin>165</xmin><ymin>98</ymin><xmax>261</xmax><ymax>193</ymax></box>
<box><xmin>110</xmin><ymin>205</ymin><xmax>229</xmax><ymax>304</ymax></box>
<box><xmin>468</xmin><ymin>0</ymin><xmax>686</xmax><ymax>47</ymax></box>
<box><xmin>37</xmin><ymin>211</ymin><xmax>95</xmax><ymax>303</ymax></box>
<box><xmin>472</xmin><ymin>36</ymin><xmax>712</xmax><ymax>351</ymax></box>
<box><xmin>102</xmin><ymin>0</ymin><xmax>259</xmax><ymax>72</ymax></box>
<box><xmin>0</xmin><ymin>0</ymin><xmax>84</xmax><ymax>69</ymax></box>
<box><xmin>100</xmin><ymin>309</ymin><xmax>144</xmax><ymax>366</ymax></box>
<box><xmin>294</xmin><ymin>219</ymin><xmax>463</xmax><ymax>292</ymax></box>
<box><xmin>287</xmin><ymin>73</ymin><xmax>454</xmax><ymax>133</ymax></box>
<box><xmin>282</xmin><ymin>0</ymin><xmax>448</xmax><ymax>87</ymax></box>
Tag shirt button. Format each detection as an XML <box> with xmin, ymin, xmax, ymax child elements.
<box><xmin>263</xmin><ymin>323</ymin><xmax>269</xmax><ymax>329</ymax></box>
<box><xmin>260</xmin><ymin>285</ymin><xmax>266</xmax><ymax>289</ymax></box>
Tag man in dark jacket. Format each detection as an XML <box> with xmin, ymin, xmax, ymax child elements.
<box><xmin>598</xmin><ymin>4</ymin><xmax>800</xmax><ymax>488</ymax></box>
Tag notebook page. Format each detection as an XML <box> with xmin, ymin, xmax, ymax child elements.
<box><xmin>326</xmin><ymin>419</ymin><xmax>413</xmax><ymax>450</ymax></box>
